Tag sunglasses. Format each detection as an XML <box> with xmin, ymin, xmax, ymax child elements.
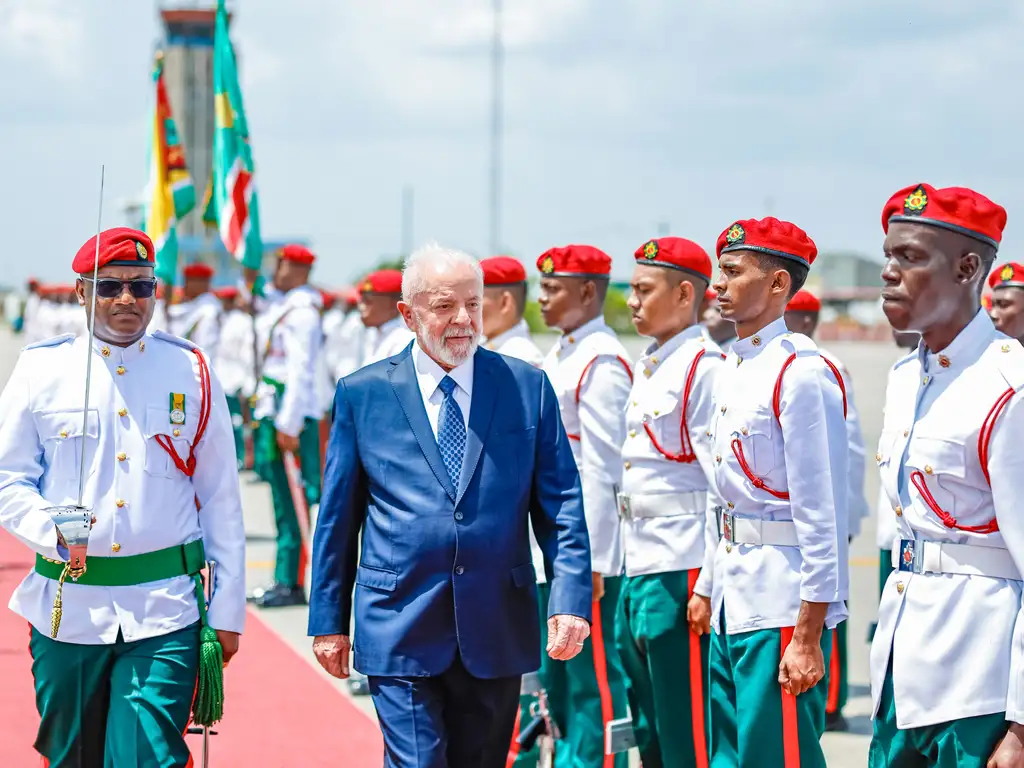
<box><xmin>81</xmin><ymin>277</ymin><xmax>157</xmax><ymax>299</ymax></box>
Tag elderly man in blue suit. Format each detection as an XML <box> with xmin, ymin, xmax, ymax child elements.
<box><xmin>309</xmin><ymin>243</ymin><xmax>594</xmax><ymax>767</ymax></box>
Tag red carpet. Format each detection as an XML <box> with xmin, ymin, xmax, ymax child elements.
<box><xmin>0</xmin><ymin>532</ymin><xmax>383</xmax><ymax>767</ymax></box>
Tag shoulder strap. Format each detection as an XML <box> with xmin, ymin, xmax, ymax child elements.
<box><xmin>23</xmin><ymin>333</ymin><xmax>75</xmax><ymax>351</ymax></box>
<box><xmin>772</xmin><ymin>353</ymin><xmax>848</xmax><ymax>423</ymax></box>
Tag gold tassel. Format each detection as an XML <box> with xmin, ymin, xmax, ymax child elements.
<box><xmin>50</xmin><ymin>563</ymin><xmax>71</xmax><ymax>639</ymax></box>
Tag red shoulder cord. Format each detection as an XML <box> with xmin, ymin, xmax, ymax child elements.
<box><xmin>909</xmin><ymin>385</ymin><xmax>1015</xmax><ymax>535</ymax></box>
<box><xmin>566</xmin><ymin>355</ymin><xmax>633</xmax><ymax>441</ymax></box>
<box><xmin>731</xmin><ymin>352</ymin><xmax>849</xmax><ymax>499</ymax></box>
<box><xmin>155</xmin><ymin>347</ymin><xmax>213</xmax><ymax>477</ymax></box>
<box><xmin>643</xmin><ymin>349</ymin><xmax>727</xmax><ymax>463</ymax></box>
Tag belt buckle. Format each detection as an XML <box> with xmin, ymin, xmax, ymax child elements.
<box><xmin>897</xmin><ymin>539</ymin><xmax>922</xmax><ymax>573</ymax></box>
<box><xmin>617</xmin><ymin>493</ymin><xmax>632</xmax><ymax>521</ymax></box>
<box><xmin>721</xmin><ymin>511</ymin><xmax>735</xmax><ymax>543</ymax></box>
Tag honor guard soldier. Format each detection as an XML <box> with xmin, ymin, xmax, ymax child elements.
<box><xmin>358</xmin><ymin>269</ymin><xmax>415</xmax><ymax>367</ymax></box>
<box><xmin>870</xmin><ymin>184</ymin><xmax>1024</xmax><ymax>768</ymax></box>
<box><xmin>989</xmin><ymin>261</ymin><xmax>1024</xmax><ymax>344</ymax></box>
<box><xmin>167</xmin><ymin>262</ymin><xmax>222</xmax><ymax>355</ymax></box>
<box><xmin>536</xmin><ymin>244</ymin><xmax>631</xmax><ymax>768</ymax></box>
<box><xmin>785</xmin><ymin>288</ymin><xmax>870</xmax><ymax>732</ymax></box>
<box><xmin>249</xmin><ymin>244</ymin><xmax>325</xmax><ymax>608</ymax></box>
<box><xmin>480</xmin><ymin>256</ymin><xmax>544</xmax><ymax>366</ymax></box>
<box><xmin>616</xmin><ymin>237</ymin><xmax>725</xmax><ymax>767</ymax></box>
<box><xmin>689</xmin><ymin>217</ymin><xmax>848</xmax><ymax>768</ymax></box>
<box><xmin>701</xmin><ymin>291</ymin><xmax>738</xmax><ymax>353</ymax></box>
<box><xmin>0</xmin><ymin>228</ymin><xmax>245</xmax><ymax>766</ymax></box>
<box><xmin>213</xmin><ymin>285</ymin><xmax>255</xmax><ymax>470</ymax></box>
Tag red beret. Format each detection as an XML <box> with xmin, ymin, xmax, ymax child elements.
<box><xmin>359</xmin><ymin>269</ymin><xmax>403</xmax><ymax>295</ymax></box>
<box><xmin>481</xmin><ymin>256</ymin><xmax>527</xmax><ymax>286</ymax></box>
<box><xmin>72</xmin><ymin>227</ymin><xmax>155</xmax><ymax>274</ymax></box>
<box><xmin>537</xmin><ymin>245</ymin><xmax>612</xmax><ymax>277</ymax></box>
<box><xmin>982</xmin><ymin>293</ymin><xmax>993</xmax><ymax>311</ymax></box>
<box><xmin>989</xmin><ymin>262</ymin><xmax>1024</xmax><ymax>290</ymax></box>
<box><xmin>278</xmin><ymin>244</ymin><xmax>316</xmax><ymax>265</ymax></box>
<box><xmin>786</xmin><ymin>289</ymin><xmax>821</xmax><ymax>313</ymax></box>
<box><xmin>339</xmin><ymin>287</ymin><xmax>359</xmax><ymax>306</ymax></box>
<box><xmin>635</xmin><ymin>237</ymin><xmax>712</xmax><ymax>282</ymax></box>
<box><xmin>182</xmin><ymin>262</ymin><xmax>214</xmax><ymax>279</ymax></box>
<box><xmin>214</xmin><ymin>285</ymin><xmax>239</xmax><ymax>300</ymax></box>
<box><xmin>882</xmin><ymin>183</ymin><xmax>1006</xmax><ymax>249</ymax></box>
<box><xmin>704</xmin><ymin>287</ymin><xmax>718</xmax><ymax>303</ymax></box>
<box><xmin>716</xmin><ymin>217</ymin><xmax>817</xmax><ymax>267</ymax></box>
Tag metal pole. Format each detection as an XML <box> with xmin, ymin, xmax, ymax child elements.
<box><xmin>489</xmin><ymin>0</ymin><xmax>503</xmax><ymax>255</ymax></box>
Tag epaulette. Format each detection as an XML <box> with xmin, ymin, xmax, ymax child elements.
<box><xmin>152</xmin><ymin>329</ymin><xmax>198</xmax><ymax>351</ymax></box>
<box><xmin>779</xmin><ymin>330</ymin><xmax>817</xmax><ymax>356</ymax></box>
<box><xmin>991</xmin><ymin>337</ymin><xmax>1024</xmax><ymax>392</ymax></box>
<box><xmin>22</xmin><ymin>333</ymin><xmax>75</xmax><ymax>351</ymax></box>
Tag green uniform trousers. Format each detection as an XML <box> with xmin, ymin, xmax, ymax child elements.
<box><xmin>255</xmin><ymin>416</ymin><xmax>323</xmax><ymax>587</ymax></box>
<box><xmin>509</xmin><ymin>583</ymin><xmax>553</xmax><ymax>767</ymax></box>
<box><xmin>879</xmin><ymin>549</ymin><xmax>893</xmax><ymax>596</ymax></box>
<box><xmin>512</xmin><ymin>578</ymin><xmax>629</xmax><ymax>768</ymax></box>
<box><xmin>709</xmin><ymin>611</ymin><xmax>832</xmax><ymax>768</ymax></box>
<box><xmin>615</xmin><ymin>569</ymin><xmax>710</xmax><ymax>768</ymax></box>
<box><xmin>30</xmin><ymin>622</ymin><xmax>200</xmax><ymax>767</ymax></box>
<box><xmin>826</xmin><ymin>620</ymin><xmax>848</xmax><ymax>717</ymax></box>
<box><xmin>869</xmin><ymin>660</ymin><xmax>1008</xmax><ymax>767</ymax></box>
<box><xmin>225</xmin><ymin>391</ymin><xmax>246</xmax><ymax>470</ymax></box>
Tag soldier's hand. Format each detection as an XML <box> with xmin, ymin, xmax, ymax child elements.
<box><xmin>988</xmin><ymin>723</ymin><xmax>1024</xmax><ymax>768</ymax></box>
<box><xmin>592</xmin><ymin>572</ymin><xmax>605</xmax><ymax>602</ymax></box>
<box><xmin>778</xmin><ymin>636</ymin><xmax>825</xmax><ymax>697</ymax></box>
<box><xmin>687</xmin><ymin>593</ymin><xmax>712</xmax><ymax>636</ymax></box>
<box><xmin>313</xmin><ymin>634</ymin><xmax>351</xmax><ymax>679</ymax></box>
<box><xmin>276</xmin><ymin>431</ymin><xmax>300</xmax><ymax>454</ymax></box>
<box><xmin>216</xmin><ymin>630</ymin><xmax>240</xmax><ymax>667</ymax></box>
<box><xmin>547</xmin><ymin>615</ymin><xmax>590</xmax><ymax>662</ymax></box>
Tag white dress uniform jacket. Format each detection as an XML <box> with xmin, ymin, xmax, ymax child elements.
<box><xmin>869</xmin><ymin>311</ymin><xmax>1024</xmax><ymax>728</ymax></box>
<box><xmin>324</xmin><ymin>309</ymin><xmax>366</xmax><ymax>384</ymax></box>
<box><xmin>541</xmin><ymin>316</ymin><xmax>632</xmax><ymax>578</ymax></box>
<box><xmin>361</xmin><ymin>316</ymin><xmax>415</xmax><ymax>368</ymax></box>
<box><xmin>254</xmin><ymin>285</ymin><xmax>325</xmax><ymax>437</ymax></box>
<box><xmin>621</xmin><ymin>325</ymin><xmax>725</xmax><ymax>581</ymax></box>
<box><xmin>214</xmin><ymin>308</ymin><xmax>256</xmax><ymax>398</ymax></box>
<box><xmin>486</xmin><ymin>320</ymin><xmax>544</xmax><ymax>368</ymax></box>
<box><xmin>166</xmin><ymin>293</ymin><xmax>223</xmax><ymax>357</ymax></box>
<box><xmin>819</xmin><ymin>347</ymin><xmax>870</xmax><ymax>539</ymax></box>
<box><xmin>698</xmin><ymin>317</ymin><xmax>849</xmax><ymax>635</ymax></box>
<box><xmin>0</xmin><ymin>332</ymin><xmax>246</xmax><ymax>644</ymax></box>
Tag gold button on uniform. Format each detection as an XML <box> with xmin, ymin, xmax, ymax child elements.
<box><xmin>624</xmin><ymin>461</ymin><xmax>632</xmax><ymax>470</ymax></box>
<box><xmin>116</xmin><ymin>366</ymin><xmax>126</xmax><ymax>375</ymax></box>
<box><xmin>653</xmin><ymin>409</ymin><xmax>660</xmax><ymax>416</ymax></box>
<box><xmin>101</xmin><ymin>346</ymin><xmax>110</xmax><ymax>357</ymax></box>
<box><xmin>629</xmin><ymin>429</ymin><xmax>636</xmax><ymax>438</ymax></box>
<box><xmin>567</xmin><ymin>336</ymin><xmax>575</xmax><ymax>344</ymax></box>
<box><xmin>1002</xmin><ymin>344</ymin><xmax>1011</xmax><ymax>353</ymax></box>
<box><xmin>751</xmin><ymin>336</ymin><xmax>761</xmax><ymax>346</ymax></box>
<box><xmin>115</xmin><ymin>499</ymin><xmax>126</xmax><ymax>508</ymax></box>
<box><xmin>720</xmin><ymin>406</ymin><xmax>727</xmax><ymax>413</ymax></box>
<box><xmin>706</xmin><ymin>430</ymin><xmax>712</xmax><ymax>437</ymax></box>
<box><xmin>903</xmin><ymin>430</ymin><xmax>909</xmax><ymax>437</ymax></box>
<box><xmin>173</xmin><ymin>429</ymin><xmax>181</xmax><ymax>437</ymax></box>
<box><xmin>896</xmin><ymin>582</ymin><xmax>904</xmax><ymax>594</ymax></box>
<box><xmin>875</xmin><ymin>452</ymin><xmax>882</xmax><ymax>463</ymax></box>
<box><xmin>938</xmin><ymin>355</ymin><xmax>951</xmax><ymax>368</ymax></box>
<box><xmin>59</xmin><ymin>429</ymin><xmax>68</xmax><ymax>438</ymax></box>
<box><xmin>651</xmin><ymin>357</ymin><xmax>659</xmax><ymax>365</ymax></box>
<box><xmin>741</xmin><ymin>427</ymin><xmax>749</xmax><ymax>435</ymax></box>
<box><xmin>643</xmin><ymin>369</ymin><xmax>651</xmax><ymax>378</ymax></box>
<box><xmin>632</xmin><ymin>401</ymin><xmax>638</xmax><ymax>407</ymax></box>
<box><xmin>118</xmin><ymin>408</ymin><xmax>128</xmax><ymax>417</ymax></box>
<box><xmin>117</xmin><ymin>452</ymin><xmax>127</xmax><ymax>462</ymax></box>
<box><xmin>715</xmin><ymin>455</ymin><xmax>722</xmax><ymax>463</ymax></box>
<box><xmin>111</xmin><ymin>543</ymin><xmax>121</xmax><ymax>553</ymax></box>
<box><xmin>727</xmin><ymin>501</ymin><xmax>735</xmax><ymax>509</ymax></box>
<box><xmin>139</xmin><ymin>341</ymin><xmax>146</xmax><ymax>352</ymax></box>
<box><xmin>895</xmin><ymin>505</ymin><xmax>903</xmax><ymax>517</ymax></box>
<box><xmin>924</xmin><ymin>465</ymin><xmax>933</xmax><ymax>475</ymax></box>
<box><xmin>725</xmin><ymin>544</ymin><xmax>733</xmax><ymax>553</ymax></box>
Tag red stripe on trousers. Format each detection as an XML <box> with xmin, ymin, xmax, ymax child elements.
<box><xmin>687</xmin><ymin>570</ymin><xmax>709</xmax><ymax>768</ymax></box>
<box><xmin>779</xmin><ymin>626</ymin><xmax>801</xmax><ymax>768</ymax></box>
<box><xmin>590</xmin><ymin>598</ymin><xmax>615</xmax><ymax>768</ymax></box>
<box><xmin>826</xmin><ymin>629</ymin><xmax>840</xmax><ymax>714</ymax></box>
<box><xmin>505</xmin><ymin>707</ymin><xmax>521</xmax><ymax>768</ymax></box>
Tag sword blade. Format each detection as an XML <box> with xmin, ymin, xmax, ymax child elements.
<box><xmin>77</xmin><ymin>165</ymin><xmax>105</xmax><ymax>508</ymax></box>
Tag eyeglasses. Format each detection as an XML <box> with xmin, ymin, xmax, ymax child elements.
<box><xmin>81</xmin><ymin>277</ymin><xmax>157</xmax><ymax>299</ymax></box>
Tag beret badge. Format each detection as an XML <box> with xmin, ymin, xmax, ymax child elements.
<box><xmin>136</xmin><ymin>240</ymin><xmax>149</xmax><ymax>260</ymax></box>
<box><xmin>642</xmin><ymin>240</ymin><xmax>659</xmax><ymax>260</ymax></box>
<box><xmin>361</xmin><ymin>280</ymin><xmax>374</xmax><ymax>292</ymax></box>
<box><xmin>541</xmin><ymin>256</ymin><xmax>555</xmax><ymax>274</ymax></box>
<box><xmin>1001</xmin><ymin>264</ymin><xmax>1015</xmax><ymax>282</ymax></box>
<box><xmin>903</xmin><ymin>185</ymin><xmax>928</xmax><ymax>216</ymax></box>
<box><xmin>725</xmin><ymin>223</ymin><xmax>745</xmax><ymax>245</ymax></box>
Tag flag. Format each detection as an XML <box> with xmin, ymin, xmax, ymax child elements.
<box><xmin>211</xmin><ymin>0</ymin><xmax>263</xmax><ymax>273</ymax></box>
<box><xmin>145</xmin><ymin>53</ymin><xmax>196</xmax><ymax>285</ymax></box>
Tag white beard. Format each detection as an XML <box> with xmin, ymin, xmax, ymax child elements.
<box><xmin>418</xmin><ymin>321</ymin><xmax>479</xmax><ymax>368</ymax></box>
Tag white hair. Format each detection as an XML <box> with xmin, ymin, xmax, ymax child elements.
<box><xmin>401</xmin><ymin>242</ymin><xmax>483</xmax><ymax>303</ymax></box>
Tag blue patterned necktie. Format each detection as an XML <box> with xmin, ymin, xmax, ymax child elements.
<box><xmin>437</xmin><ymin>376</ymin><xmax>466</xmax><ymax>489</ymax></box>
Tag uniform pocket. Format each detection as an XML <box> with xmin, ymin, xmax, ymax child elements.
<box><xmin>144</xmin><ymin>404</ymin><xmax>198</xmax><ymax>478</ymax></box>
<box><xmin>907</xmin><ymin>435</ymin><xmax>980</xmax><ymax>518</ymax></box>
<box><xmin>727</xmin><ymin>407</ymin><xmax>777</xmax><ymax>475</ymax></box>
<box><xmin>37</xmin><ymin>408</ymin><xmax>99</xmax><ymax>482</ymax></box>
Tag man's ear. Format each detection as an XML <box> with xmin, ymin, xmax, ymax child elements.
<box><xmin>397</xmin><ymin>301</ymin><xmax>417</xmax><ymax>332</ymax></box>
<box><xmin>769</xmin><ymin>269</ymin><xmax>791</xmax><ymax>299</ymax></box>
<box><xmin>580</xmin><ymin>280</ymin><xmax>597</xmax><ymax>307</ymax></box>
<box><xmin>957</xmin><ymin>250</ymin><xmax>982</xmax><ymax>286</ymax></box>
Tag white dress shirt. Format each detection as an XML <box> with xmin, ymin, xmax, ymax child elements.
<box><xmin>0</xmin><ymin>332</ymin><xmax>246</xmax><ymax>644</ymax></box>
<box><xmin>870</xmin><ymin>310</ymin><xmax>1024</xmax><ymax>728</ymax></box>
<box><xmin>542</xmin><ymin>316</ymin><xmax>632</xmax><ymax>577</ymax></box>
<box><xmin>412</xmin><ymin>343</ymin><xmax>473</xmax><ymax>439</ymax></box>
<box><xmin>486</xmin><ymin>320</ymin><xmax>544</xmax><ymax>367</ymax></box>
<box><xmin>621</xmin><ymin>325</ymin><xmax>725</xmax><ymax>579</ymax></box>
<box><xmin>698</xmin><ymin>317</ymin><xmax>849</xmax><ymax>635</ymax></box>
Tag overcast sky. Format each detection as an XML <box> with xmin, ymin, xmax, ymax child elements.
<box><xmin>3</xmin><ymin>1</ymin><xmax>1023</xmax><ymax>287</ymax></box>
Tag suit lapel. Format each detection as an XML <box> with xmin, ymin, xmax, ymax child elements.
<box><xmin>456</xmin><ymin>350</ymin><xmax>499</xmax><ymax>505</ymax></box>
<box><xmin>389</xmin><ymin>350</ymin><xmax>457</xmax><ymax>502</ymax></box>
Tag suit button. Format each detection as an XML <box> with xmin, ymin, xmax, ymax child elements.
<box><xmin>896</xmin><ymin>581</ymin><xmax>904</xmax><ymax>594</ymax></box>
<box><xmin>455</xmin><ymin>566</ymin><xmax>465</xmax><ymax>575</ymax></box>
<box><xmin>454</xmin><ymin>511</ymin><xmax>464</xmax><ymax>521</ymax></box>
<box><xmin>111</xmin><ymin>543</ymin><xmax>121</xmax><ymax>553</ymax></box>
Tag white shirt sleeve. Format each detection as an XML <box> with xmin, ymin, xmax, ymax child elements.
<box><xmin>842</xmin><ymin>374</ymin><xmax>870</xmax><ymax>539</ymax></box>
<box><xmin>275</xmin><ymin>305</ymin><xmax>323</xmax><ymax>436</ymax></box>
<box><xmin>691</xmin><ymin>355</ymin><xmax>725</xmax><ymax>597</ymax></box>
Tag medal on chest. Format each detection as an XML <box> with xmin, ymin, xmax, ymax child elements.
<box><xmin>169</xmin><ymin>392</ymin><xmax>186</xmax><ymax>425</ymax></box>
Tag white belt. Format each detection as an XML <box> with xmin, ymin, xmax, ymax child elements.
<box><xmin>720</xmin><ymin>510</ymin><xmax>798</xmax><ymax>547</ymax></box>
<box><xmin>617</xmin><ymin>491</ymin><xmax>706</xmax><ymax>520</ymax></box>
<box><xmin>892</xmin><ymin>538</ymin><xmax>1022</xmax><ymax>581</ymax></box>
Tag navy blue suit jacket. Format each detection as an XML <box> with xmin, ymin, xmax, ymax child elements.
<box><xmin>308</xmin><ymin>343</ymin><xmax>592</xmax><ymax>679</ymax></box>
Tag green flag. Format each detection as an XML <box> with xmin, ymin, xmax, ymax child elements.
<box><xmin>211</xmin><ymin>0</ymin><xmax>263</xmax><ymax>272</ymax></box>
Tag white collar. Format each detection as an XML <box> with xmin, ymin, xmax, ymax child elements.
<box><xmin>486</xmin><ymin>319</ymin><xmax>530</xmax><ymax>350</ymax></box>
<box><xmin>412</xmin><ymin>342</ymin><xmax>475</xmax><ymax>402</ymax></box>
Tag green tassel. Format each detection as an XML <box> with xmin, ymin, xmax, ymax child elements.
<box><xmin>191</xmin><ymin>624</ymin><xmax>224</xmax><ymax>727</ymax></box>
